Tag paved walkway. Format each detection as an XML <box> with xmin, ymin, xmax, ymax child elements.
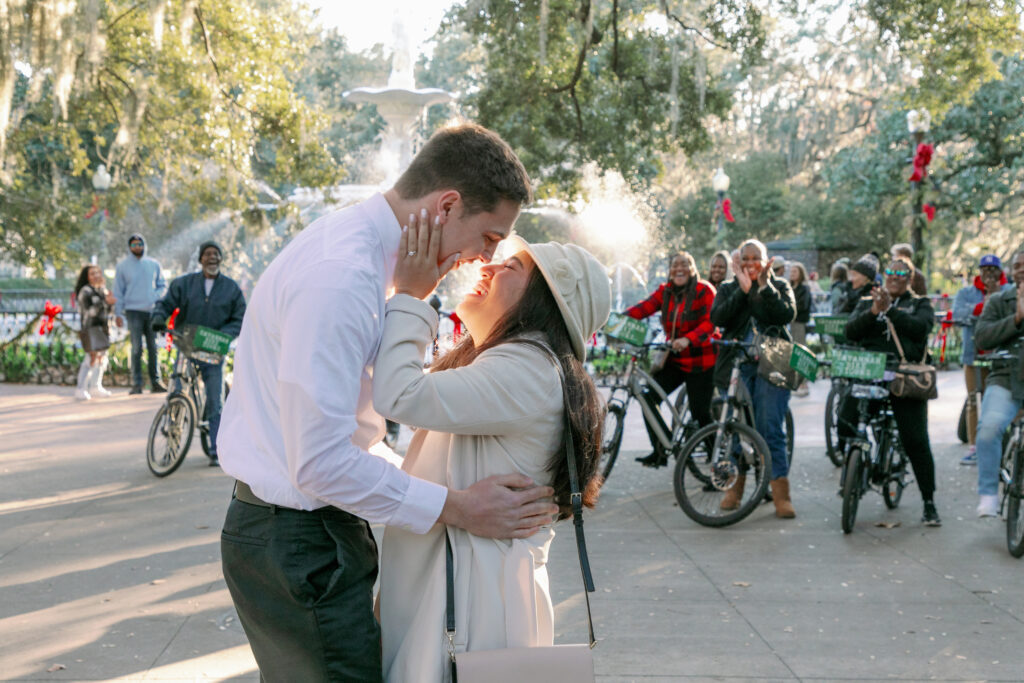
<box><xmin>2</xmin><ymin>372</ymin><xmax>1023</xmax><ymax>681</ymax></box>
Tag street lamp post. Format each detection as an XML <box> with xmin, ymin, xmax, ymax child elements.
<box><xmin>90</xmin><ymin>164</ymin><xmax>112</xmax><ymax>266</ymax></box>
<box><xmin>712</xmin><ymin>167</ymin><xmax>730</xmax><ymax>242</ymax></box>
<box><xmin>906</xmin><ymin>109</ymin><xmax>930</xmax><ymax>266</ymax></box>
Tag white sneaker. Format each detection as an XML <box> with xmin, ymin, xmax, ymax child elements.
<box><xmin>977</xmin><ymin>495</ymin><xmax>999</xmax><ymax>518</ymax></box>
<box><xmin>92</xmin><ymin>386</ymin><xmax>112</xmax><ymax>398</ymax></box>
<box><xmin>74</xmin><ymin>388</ymin><xmax>92</xmax><ymax>401</ymax></box>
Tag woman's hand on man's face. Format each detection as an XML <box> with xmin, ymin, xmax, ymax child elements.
<box><xmin>393</xmin><ymin>209</ymin><xmax>461</xmax><ymax>299</ymax></box>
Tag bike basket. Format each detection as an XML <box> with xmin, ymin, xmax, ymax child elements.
<box><xmin>193</xmin><ymin>326</ymin><xmax>231</xmax><ymax>355</ymax></box>
<box><xmin>789</xmin><ymin>343</ymin><xmax>819</xmax><ymax>382</ymax></box>
<box><xmin>815</xmin><ymin>315</ymin><xmax>848</xmax><ymax>341</ymax></box>
<box><xmin>173</xmin><ymin>324</ymin><xmax>229</xmax><ymax>363</ymax></box>
<box><xmin>830</xmin><ymin>348</ymin><xmax>887</xmax><ymax>380</ymax></box>
<box><xmin>603</xmin><ymin>312</ymin><xmax>649</xmax><ymax>347</ymax></box>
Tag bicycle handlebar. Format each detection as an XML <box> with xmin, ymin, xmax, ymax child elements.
<box><xmin>711</xmin><ymin>339</ymin><xmax>756</xmax><ymax>348</ymax></box>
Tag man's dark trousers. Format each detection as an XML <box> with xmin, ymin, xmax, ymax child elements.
<box><xmin>125</xmin><ymin>310</ymin><xmax>160</xmax><ymax>388</ymax></box>
<box><xmin>221</xmin><ymin>497</ymin><xmax>382</xmax><ymax>681</ymax></box>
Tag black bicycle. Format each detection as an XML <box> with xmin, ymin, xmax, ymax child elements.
<box><xmin>824</xmin><ymin>352</ymin><xmax>911</xmax><ymax>534</ymax></box>
<box><xmin>146</xmin><ymin>324</ymin><xmax>228</xmax><ymax>477</ymax></box>
<box><xmin>672</xmin><ymin>339</ymin><xmax>774</xmax><ymax>527</ymax></box>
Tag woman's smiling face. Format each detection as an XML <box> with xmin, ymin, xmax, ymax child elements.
<box><xmin>709</xmin><ymin>256</ymin><xmax>727</xmax><ymax>283</ymax></box>
<box><xmin>456</xmin><ymin>251</ymin><xmax>535</xmax><ymax>342</ymax></box>
<box><xmin>670</xmin><ymin>255</ymin><xmax>693</xmax><ymax>287</ymax></box>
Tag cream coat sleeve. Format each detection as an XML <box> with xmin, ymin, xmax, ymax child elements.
<box><xmin>373</xmin><ymin>294</ymin><xmax>561</xmax><ymax>435</ymax></box>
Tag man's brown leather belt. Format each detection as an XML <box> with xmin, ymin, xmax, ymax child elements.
<box><xmin>233</xmin><ymin>480</ymin><xmax>274</xmax><ymax>508</ymax></box>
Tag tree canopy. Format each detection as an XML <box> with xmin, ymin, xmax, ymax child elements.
<box><xmin>0</xmin><ymin>0</ymin><xmax>339</xmax><ymax>271</ymax></box>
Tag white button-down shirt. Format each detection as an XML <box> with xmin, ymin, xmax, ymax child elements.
<box><xmin>218</xmin><ymin>193</ymin><xmax>448</xmax><ymax>534</ymax></box>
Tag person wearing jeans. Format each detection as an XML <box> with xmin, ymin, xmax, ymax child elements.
<box><xmin>973</xmin><ymin>249</ymin><xmax>1024</xmax><ymax>518</ymax></box>
<box><xmin>711</xmin><ymin>239</ymin><xmax>798</xmax><ymax>518</ymax></box>
<box><xmin>124</xmin><ymin>310</ymin><xmax>161</xmax><ymax>392</ymax></box>
<box><xmin>152</xmin><ymin>240</ymin><xmax>246</xmax><ymax>466</ymax></box>
<box><xmin>113</xmin><ymin>233</ymin><xmax>167</xmax><ymax>394</ymax></box>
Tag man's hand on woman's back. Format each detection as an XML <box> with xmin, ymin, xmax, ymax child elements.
<box><xmin>440</xmin><ymin>473</ymin><xmax>558</xmax><ymax>539</ymax></box>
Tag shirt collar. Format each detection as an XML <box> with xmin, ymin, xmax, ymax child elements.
<box><xmin>363</xmin><ymin>193</ymin><xmax>402</xmax><ymax>289</ymax></box>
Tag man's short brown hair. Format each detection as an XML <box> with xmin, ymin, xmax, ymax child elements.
<box><xmin>394</xmin><ymin>123</ymin><xmax>532</xmax><ymax>214</ymax></box>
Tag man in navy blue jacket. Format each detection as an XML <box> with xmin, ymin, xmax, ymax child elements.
<box><xmin>154</xmin><ymin>240</ymin><xmax>246</xmax><ymax>466</ymax></box>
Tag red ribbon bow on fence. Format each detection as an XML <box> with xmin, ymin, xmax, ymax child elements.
<box><xmin>38</xmin><ymin>300</ymin><xmax>62</xmax><ymax>335</ymax></box>
<box><xmin>923</xmin><ymin>203</ymin><xmax>936</xmax><ymax>221</ymax></box>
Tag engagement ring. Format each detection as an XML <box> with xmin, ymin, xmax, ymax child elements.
<box><xmin>407</xmin><ymin>250</ymin><xmax>417</xmax><ymax>257</ymax></box>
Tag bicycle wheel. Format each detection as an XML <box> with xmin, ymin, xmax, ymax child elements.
<box><xmin>824</xmin><ymin>385</ymin><xmax>844</xmax><ymax>467</ymax></box>
<box><xmin>146</xmin><ymin>394</ymin><xmax>196</xmax><ymax>477</ymax></box>
<box><xmin>841</xmin><ymin>447</ymin><xmax>865</xmax><ymax>534</ymax></box>
<box><xmin>600</xmin><ymin>402</ymin><xmax>626</xmax><ymax>482</ymax></box>
<box><xmin>882</xmin><ymin>443</ymin><xmax>907</xmax><ymax>510</ymax></box>
<box><xmin>673</xmin><ymin>421</ymin><xmax>771</xmax><ymax>527</ymax></box>
<box><xmin>1006</xmin><ymin>440</ymin><xmax>1024</xmax><ymax>558</ymax></box>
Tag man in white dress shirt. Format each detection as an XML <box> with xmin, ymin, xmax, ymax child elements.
<box><xmin>217</xmin><ymin>124</ymin><xmax>553</xmax><ymax>681</ymax></box>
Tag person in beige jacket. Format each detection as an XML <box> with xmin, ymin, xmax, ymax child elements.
<box><xmin>373</xmin><ymin>222</ymin><xmax>612</xmax><ymax>682</ymax></box>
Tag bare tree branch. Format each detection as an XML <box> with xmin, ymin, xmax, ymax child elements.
<box><xmin>659</xmin><ymin>1</ymin><xmax>730</xmax><ymax>51</ymax></box>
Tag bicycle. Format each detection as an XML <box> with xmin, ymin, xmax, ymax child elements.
<box><xmin>599</xmin><ymin>341</ymin><xmax>698</xmax><ymax>483</ymax></box>
<box><xmin>671</xmin><ymin>339</ymin><xmax>775</xmax><ymax>527</ymax></box>
<box><xmin>146</xmin><ymin>324</ymin><xmax>229</xmax><ymax>477</ymax></box>
<box><xmin>823</xmin><ymin>350</ymin><xmax>911</xmax><ymax>534</ymax></box>
<box><xmin>817</xmin><ymin>317</ymin><xmax>850</xmax><ymax>468</ymax></box>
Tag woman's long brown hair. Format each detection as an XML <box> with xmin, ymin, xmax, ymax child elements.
<box><xmin>431</xmin><ymin>267</ymin><xmax>603</xmax><ymax>518</ymax></box>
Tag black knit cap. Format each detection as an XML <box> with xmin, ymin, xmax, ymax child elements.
<box><xmin>850</xmin><ymin>254</ymin><xmax>877</xmax><ymax>281</ymax></box>
<box><xmin>197</xmin><ymin>240</ymin><xmax>223</xmax><ymax>262</ymax></box>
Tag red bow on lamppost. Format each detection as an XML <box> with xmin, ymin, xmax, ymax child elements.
<box><xmin>907</xmin><ymin>143</ymin><xmax>933</xmax><ymax>182</ymax></box>
<box><xmin>165</xmin><ymin>308</ymin><xmax>180</xmax><ymax>351</ymax></box>
<box><xmin>39</xmin><ymin>300</ymin><xmax>62</xmax><ymax>335</ymax></box>
<box><xmin>721</xmin><ymin>198</ymin><xmax>735</xmax><ymax>222</ymax></box>
<box><xmin>711</xmin><ymin>168</ymin><xmax>733</xmax><ymax>240</ymax></box>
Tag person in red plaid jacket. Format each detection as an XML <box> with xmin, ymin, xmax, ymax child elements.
<box><xmin>625</xmin><ymin>251</ymin><xmax>719</xmax><ymax>468</ymax></box>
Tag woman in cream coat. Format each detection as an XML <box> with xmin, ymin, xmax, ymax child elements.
<box><xmin>373</xmin><ymin>230</ymin><xmax>611</xmax><ymax>682</ymax></box>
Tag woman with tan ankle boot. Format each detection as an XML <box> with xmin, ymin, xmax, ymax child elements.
<box><xmin>710</xmin><ymin>239</ymin><xmax>798</xmax><ymax>518</ymax></box>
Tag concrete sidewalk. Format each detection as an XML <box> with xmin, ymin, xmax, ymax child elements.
<box><xmin>2</xmin><ymin>372</ymin><xmax>1023</xmax><ymax>681</ymax></box>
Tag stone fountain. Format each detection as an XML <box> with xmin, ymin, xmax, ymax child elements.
<box><xmin>343</xmin><ymin>18</ymin><xmax>454</xmax><ymax>183</ymax></box>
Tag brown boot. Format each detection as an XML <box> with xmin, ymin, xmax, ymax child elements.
<box><xmin>770</xmin><ymin>478</ymin><xmax>796</xmax><ymax>518</ymax></box>
<box><xmin>720</xmin><ymin>475</ymin><xmax>746</xmax><ymax>510</ymax></box>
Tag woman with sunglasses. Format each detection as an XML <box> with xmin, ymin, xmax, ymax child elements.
<box><xmin>842</xmin><ymin>257</ymin><xmax>941</xmax><ymax>526</ymax></box>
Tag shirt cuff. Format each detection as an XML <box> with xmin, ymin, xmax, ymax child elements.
<box><xmin>390</xmin><ymin>476</ymin><xmax>448</xmax><ymax>534</ymax></box>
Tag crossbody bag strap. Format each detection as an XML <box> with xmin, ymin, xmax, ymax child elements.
<box><xmin>444</xmin><ymin>337</ymin><xmax>597</xmax><ymax>665</ymax></box>
<box><xmin>884</xmin><ymin>315</ymin><xmax>909</xmax><ymax>363</ymax></box>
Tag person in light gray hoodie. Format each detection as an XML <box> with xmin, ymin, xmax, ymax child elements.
<box><xmin>113</xmin><ymin>233</ymin><xmax>167</xmax><ymax>394</ymax></box>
